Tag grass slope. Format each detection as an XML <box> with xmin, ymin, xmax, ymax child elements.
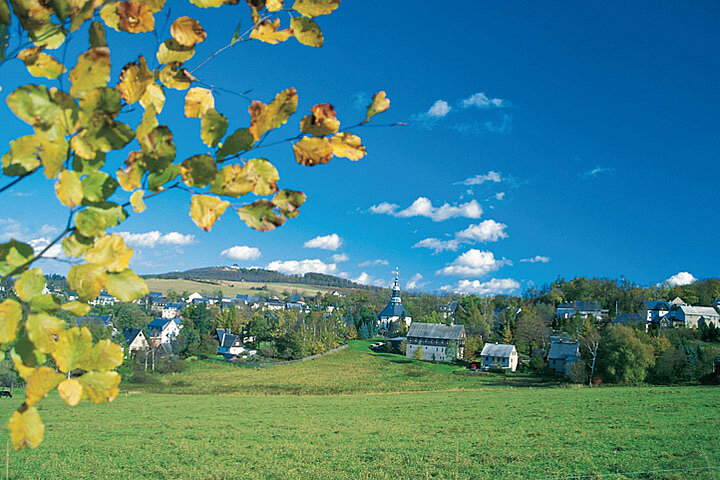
<box><xmin>144</xmin><ymin>278</ymin><xmax>340</xmax><ymax>298</ymax></box>
<box><xmin>3</xmin><ymin>341</ymin><xmax>719</xmax><ymax>479</ymax></box>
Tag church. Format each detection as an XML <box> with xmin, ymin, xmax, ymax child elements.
<box><xmin>377</xmin><ymin>272</ymin><xmax>412</xmax><ymax>332</ymax></box>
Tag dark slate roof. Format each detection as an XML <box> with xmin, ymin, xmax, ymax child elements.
<box><xmin>148</xmin><ymin>318</ymin><xmax>171</xmax><ymax>330</ymax></box>
<box><xmin>148</xmin><ymin>291</ymin><xmax>163</xmax><ymax>298</ymax></box>
<box><xmin>480</xmin><ymin>343</ymin><xmax>516</xmax><ymax>358</ymax></box>
<box><xmin>122</xmin><ymin>328</ymin><xmax>143</xmax><ymax>345</ymax></box>
<box><xmin>644</xmin><ymin>301</ymin><xmax>670</xmax><ymax>311</ymax></box>
<box><xmin>165</xmin><ymin>302</ymin><xmax>184</xmax><ymax>309</ymax></box>
<box><xmin>378</xmin><ymin>301</ymin><xmax>409</xmax><ymax>319</ymax></box>
<box><xmin>219</xmin><ymin>333</ymin><xmax>240</xmax><ymax>348</ymax></box>
<box><xmin>613</xmin><ymin>313</ymin><xmax>645</xmax><ymax>325</ymax></box>
<box><xmin>290</xmin><ymin>296</ymin><xmax>304</xmax><ymax>303</ymax></box>
<box><xmin>548</xmin><ymin>340</ymin><xmax>579</xmax><ymax>360</ymax></box>
<box><xmin>286</xmin><ymin>302</ymin><xmax>303</xmax><ymax>309</ymax></box>
<box><xmin>76</xmin><ymin>315</ymin><xmax>113</xmax><ymax>328</ymax></box>
<box><xmin>407</xmin><ymin>323</ymin><xmax>465</xmax><ymax>340</ymax></box>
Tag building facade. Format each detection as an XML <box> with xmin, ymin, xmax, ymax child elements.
<box><xmin>405</xmin><ymin>323</ymin><xmax>465</xmax><ymax>361</ymax></box>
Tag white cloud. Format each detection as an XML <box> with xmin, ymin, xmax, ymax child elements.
<box><xmin>405</xmin><ymin>273</ymin><xmax>424</xmax><ymax>290</ymax></box>
<box><xmin>454</xmin><ymin>278</ymin><xmax>520</xmax><ymax>295</ymax></box>
<box><xmin>29</xmin><ymin>237</ymin><xmax>63</xmax><ymax>258</ymax></box>
<box><xmin>221</xmin><ymin>246</ymin><xmax>261</xmax><ymax>261</ymax></box>
<box><xmin>664</xmin><ymin>271</ymin><xmax>697</xmax><ymax>287</ymax></box>
<box><xmin>358</xmin><ymin>259</ymin><xmax>389</xmax><ymax>267</ymax></box>
<box><xmin>427</xmin><ymin>100</ymin><xmax>451</xmax><ymax>117</ymax></box>
<box><xmin>520</xmin><ymin>255</ymin><xmax>550</xmax><ymax>264</ymax></box>
<box><xmin>267</xmin><ymin>259</ymin><xmax>337</xmax><ymax>276</ymax></box>
<box><xmin>456</xmin><ymin>171</ymin><xmax>502</xmax><ymax>186</ymax></box>
<box><xmin>495</xmin><ymin>192</ymin><xmax>505</xmax><ymax>200</ymax></box>
<box><xmin>118</xmin><ymin>231</ymin><xmax>195</xmax><ymax>247</ymax></box>
<box><xmin>414</xmin><ymin>220</ymin><xmax>508</xmax><ymax>253</ymax></box>
<box><xmin>580</xmin><ymin>165</ymin><xmax>615</xmax><ymax>179</ymax></box>
<box><xmin>0</xmin><ymin>218</ymin><xmax>23</xmax><ymax>241</ymax></box>
<box><xmin>371</xmin><ymin>197</ymin><xmax>482</xmax><ymax>222</ymax></box>
<box><xmin>331</xmin><ymin>253</ymin><xmax>349</xmax><ymax>262</ymax></box>
<box><xmin>462</xmin><ymin>92</ymin><xmax>505</xmax><ymax>109</ymax></box>
<box><xmin>352</xmin><ymin>272</ymin><xmax>387</xmax><ymax>287</ymax></box>
<box><xmin>437</xmin><ymin>249</ymin><xmax>511</xmax><ymax>277</ymax></box>
<box><xmin>303</xmin><ymin>233</ymin><xmax>343</xmax><ymax>251</ymax></box>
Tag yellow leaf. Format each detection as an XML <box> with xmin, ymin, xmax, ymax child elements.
<box><xmin>9</xmin><ymin>406</ymin><xmax>44</xmax><ymax>450</ymax></box>
<box><xmin>26</xmin><ymin>313</ymin><xmax>65</xmax><ymax>354</ymax></box>
<box><xmin>25</xmin><ymin>366</ymin><xmax>64</xmax><ymax>406</ymax></box>
<box><xmin>330</xmin><ymin>132</ymin><xmax>366</xmax><ymax>161</ymax></box>
<box><xmin>117</xmin><ymin>151</ymin><xmax>145</xmax><ymax>191</ymax></box>
<box><xmin>60</xmin><ymin>301</ymin><xmax>91</xmax><ymax>317</ymax></box>
<box><xmin>200</xmin><ymin>108</ymin><xmax>228</xmax><ymax>147</ymax></box>
<box><xmin>140</xmin><ymin>83</ymin><xmax>165</xmax><ymax>113</ymax></box>
<box><xmin>84</xmin><ymin>235</ymin><xmax>133</xmax><ymax>273</ymax></box>
<box><xmin>53</xmin><ymin>327</ymin><xmax>93</xmax><ymax>373</ymax></box>
<box><xmin>105</xmin><ymin>269</ymin><xmax>148</xmax><ymax>302</ymax></box>
<box><xmin>18</xmin><ymin>47</ymin><xmax>67</xmax><ymax>79</ymax></box>
<box><xmin>250</xmin><ymin>18</ymin><xmax>292</xmax><ymax>44</ymax></box>
<box><xmin>209</xmin><ymin>164</ymin><xmax>253</xmax><ymax>197</ymax></box>
<box><xmin>159</xmin><ymin>64</ymin><xmax>196</xmax><ymax>90</ymax></box>
<box><xmin>248</xmin><ymin>88</ymin><xmax>298</xmax><ymax>141</ymax></box>
<box><xmin>156</xmin><ymin>38</ymin><xmax>195</xmax><ymax>65</ymax></box>
<box><xmin>130</xmin><ymin>190</ymin><xmax>146</xmax><ymax>213</ymax></box>
<box><xmin>69</xmin><ymin>47</ymin><xmax>111</xmax><ymax>98</ymax></box>
<box><xmin>292</xmin><ymin>0</ymin><xmax>339</xmax><ymax>18</ymax></box>
<box><xmin>185</xmin><ymin>87</ymin><xmax>214</xmax><ymax>118</ymax></box>
<box><xmin>36</xmin><ymin>131</ymin><xmax>67</xmax><ymax>179</ymax></box>
<box><xmin>76</xmin><ymin>339</ymin><xmax>123</xmax><ymax>372</ymax></box>
<box><xmin>116</xmin><ymin>56</ymin><xmax>153</xmax><ymax>104</ymax></box>
<box><xmin>0</xmin><ymin>299</ymin><xmax>22</xmax><ymax>344</ymax></box>
<box><xmin>190</xmin><ymin>194</ymin><xmax>229</xmax><ymax>231</ymax></box>
<box><xmin>237</xmin><ymin>200</ymin><xmax>286</xmax><ymax>231</ymax></box>
<box><xmin>58</xmin><ymin>378</ymin><xmax>83</xmax><ymax>406</ymax></box>
<box><xmin>272</xmin><ymin>189</ymin><xmax>306</xmax><ymax>218</ymax></box>
<box><xmin>67</xmin><ymin>264</ymin><xmax>107</xmax><ymax>302</ymax></box>
<box><xmin>365</xmin><ymin>91</ymin><xmax>390</xmax><ymax>122</ymax></box>
<box><xmin>62</xmin><ymin>234</ymin><xmax>93</xmax><ymax>258</ymax></box>
<box><xmin>171</xmin><ymin>16</ymin><xmax>207</xmax><ymax>47</ymax></box>
<box><xmin>15</xmin><ymin>268</ymin><xmax>45</xmax><ymax>302</ymax></box>
<box><xmin>116</xmin><ymin>1</ymin><xmax>154</xmax><ymax>33</ymax></box>
<box><xmin>244</xmin><ymin>158</ymin><xmax>279</xmax><ymax>196</ymax></box>
<box><xmin>292</xmin><ymin>136</ymin><xmax>333</xmax><ymax>166</ymax></box>
<box><xmin>300</xmin><ymin>103</ymin><xmax>339</xmax><ymax>135</ymax></box>
<box><xmin>291</xmin><ymin>16</ymin><xmax>323</xmax><ymax>47</ymax></box>
<box><xmin>55</xmin><ymin>170</ymin><xmax>84</xmax><ymax>208</ymax></box>
<box><xmin>267</xmin><ymin>0</ymin><xmax>283</xmax><ymax>11</ymax></box>
<box><xmin>78</xmin><ymin>371</ymin><xmax>120</xmax><ymax>404</ymax></box>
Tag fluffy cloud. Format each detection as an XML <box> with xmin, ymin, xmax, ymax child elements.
<box><xmin>221</xmin><ymin>246</ymin><xmax>261</xmax><ymax>261</ymax></box>
<box><xmin>370</xmin><ymin>197</ymin><xmax>482</xmax><ymax>222</ymax></box>
<box><xmin>437</xmin><ymin>249</ymin><xmax>511</xmax><ymax>277</ymax></box>
<box><xmin>267</xmin><ymin>259</ymin><xmax>337</xmax><ymax>276</ymax></box>
<box><xmin>405</xmin><ymin>273</ymin><xmax>424</xmax><ymax>290</ymax></box>
<box><xmin>462</xmin><ymin>92</ymin><xmax>505</xmax><ymax>109</ymax></box>
<box><xmin>414</xmin><ymin>220</ymin><xmax>508</xmax><ymax>253</ymax></box>
<box><xmin>456</xmin><ymin>171</ymin><xmax>502</xmax><ymax>186</ymax></box>
<box><xmin>663</xmin><ymin>271</ymin><xmax>697</xmax><ymax>287</ymax></box>
<box><xmin>520</xmin><ymin>255</ymin><xmax>550</xmax><ymax>264</ymax></box>
<box><xmin>331</xmin><ymin>253</ymin><xmax>349</xmax><ymax>262</ymax></box>
<box><xmin>303</xmin><ymin>233</ymin><xmax>343</xmax><ymax>251</ymax></box>
<box><xmin>358</xmin><ymin>259</ymin><xmax>389</xmax><ymax>267</ymax></box>
<box><xmin>118</xmin><ymin>231</ymin><xmax>195</xmax><ymax>247</ymax></box>
<box><xmin>495</xmin><ymin>192</ymin><xmax>506</xmax><ymax>200</ymax></box>
<box><xmin>454</xmin><ymin>278</ymin><xmax>520</xmax><ymax>295</ymax></box>
<box><xmin>352</xmin><ymin>272</ymin><xmax>387</xmax><ymax>287</ymax></box>
<box><xmin>427</xmin><ymin>100</ymin><xmax>451</xmax><ymax>117</ymax></box>
<box><xmin>29</xmin><ymin>237</ymin><xmax>63</xmax><ymax>258</ymax></box>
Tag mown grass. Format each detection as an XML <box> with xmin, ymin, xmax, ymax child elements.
<box><xmin>144</xmin><ymin>278</ymin><xmax>340</xmax><ymax>298</ymax></box>
<box><xmin>2</xmin><ymin>341</ymin><xmax>718</xmax><ymax>479</ymax></box>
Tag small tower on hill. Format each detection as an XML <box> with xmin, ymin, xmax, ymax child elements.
<box><xmin>377</xmin><ymin>268</ymin><xmax>412</xmax><ymax>333</ymax></box>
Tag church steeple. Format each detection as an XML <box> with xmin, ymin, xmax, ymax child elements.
<box><xmin>390</xmin><ymin>267</ymin><xmax>401</xmax><ymax>304</ymax></box>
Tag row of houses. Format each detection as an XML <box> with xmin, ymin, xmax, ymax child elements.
<box><xmin>613</xmin><ymin>297</ymin><xmax>720</xmax><ymax>330</ymax></box>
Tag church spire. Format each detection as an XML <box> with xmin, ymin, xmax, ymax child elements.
<box><xmin>390</xmin><ymin>267</ymin><xmax>401</xmax><ymax>303</ymax></box>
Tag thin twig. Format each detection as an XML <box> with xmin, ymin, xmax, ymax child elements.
<box><xmin>0</xmin><ymin>169</ymin><xmax>40</xmax><ymax>195</ymax></box>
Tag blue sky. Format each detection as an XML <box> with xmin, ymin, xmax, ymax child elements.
<box><xmin>2</xmin><ymin>1</ymin><xmax>719</xmax><ymax>295</ymax></box>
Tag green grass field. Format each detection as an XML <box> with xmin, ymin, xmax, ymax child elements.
<box><xmin>2</xmin><ymin>341</ymin><xmax>719</xmax><ymax>479</ymax></box>
<box><xmin>144</xmin><ymin>277</ymin><xmax>341</xmax><ymax>298</ymax></box>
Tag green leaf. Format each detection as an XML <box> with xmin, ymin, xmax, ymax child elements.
<box><xmin>77</xmin><ymin>371</ymin><xmax>120</xmax><ymax>404</ymax></box>
<box><xmin>15</xmin><ymin>268</ymin><xmax>45</xmax><ymax>302</ymax></box>
<box><xmin>59</xmin><ymin>300</ymin><xmax>91</xmax><ymax>316</ymax></box>
<box><xmin>0</xmin><ymin>299</ymin><xmax>22</xmax><ymax>344</ymax></box>
<box><xmin>0</xmin><ymin>240</ymin><xmax>34</xmax><ymax>276</ymax></box>
<box><xmin>209</xmin><ymin>164</ymin><xmax>253</xmax><ymax>197</ymax></box>
<box><xmin>67</xmin><ymin>264</ymin><xmax>107</xmax><ymax>302</ymax></box>
<box><xmin>75</xmin><ymin>204</ymin><xmax>125</xmax><ymax>237</ymax></box>
<box><xmin>84</xmin><ymin>234</ymin><xmax>133</xmax><ymax>273</ymax></box>
<box><xmin>18</xmin><ymin>47</ymin><xmax>67</xmax><ymax>79</ymax></box>
<box><xmin>244</xmin><ymin>158</ymin><xmax>279</xmax><ymax>196</ymax></box>
<box><xmin>230</xmin><ymin>21</ymin><xmax>241</xmax><ymax>45</ymax></box>
<box><xmin>365</xmin><ymin>91</ymin><xmax>389</xmax><ymax>122</ymax></box>
<box><xmin>140</xmin><ymin>125</ymin><xmax>176</xmax><ymax>173</ymax></box>
<box><xmin>148</xmin><ymin>164</ymin><xmax>181</xmax><ymax>192</ymax></box>
<box><xmin>80</xmin><ymin>171</ymin><xmax>119</xmax><ymax>204</ymax></box>
<box><xmin>13</xmin><ymin>336</ymin><xmax>46</xmax><ymax>371</ymax></box>
<box><xmin>190</xmin><ymin>194</ymin><xmax>229</xmax><ymax>231</ymax></box>
<box><xmin>79</xmin><ymin>88</ymin><xmax>122</xmax><ymax>116</ymax></box>
<box><xmin>0</xmin><ymin>0</ymin><xmax>10</xmax><ymax>25</ymax></box>
<box><xmin>292</xmin><ymin>0</ymin><xmax>339</xmax><ymax>18</ymax></box>
<box><xmin>272</xmin><ymin>189</ymin><xmax>306</xmax><ymax>218</ymax></box>
<box><xmin>62</xmin><ymin>233</ymin><xmax>93</xmax><ymax>258</ymax></box>
<box><xmin>26</xmin><ymin>312</ymin><xmax>65</xmax><ymax>354</ymax></box>
<box><xmin>105</xmin><ymin>269</ymin><xmax>148</xmax><ymax>302</ymax></box>
<box><xmin>58</xmin><ymin>378</ymin><xmax>83</xmax><ymax>406</ymax></box>
<box><xmin>28</xmin><ymin>294</ymin><xmax>60</xmax><ymax>313</ymax></box>
<box><xmin>237</xmin><ymin>200</ymin><xmax>286</xmax><ymax>231</ymax></box>
<box><xmin>76</xmin><ymin>339</ymin><xmax>123</xmax><ymax>371</ymax></box>
<box><xmin>156</xmin><ymin>38</ymin><xmax>194</xmax><ymax>65</ymax></box>
<box><xmin>53</xmin><ymin>327</ymin><xmax>93</xmax><ymax>373</ymax></box>
<box><xmin>9</xmin><ymin>406</ymin><xmax>44</xmax><ymax>450</ymax></box>
<box><xmin>171</xmin><ymin>16</ymin><xmax>207</xmax><ymax>47</ymax></box>
<box><xmin>291</xmin><ymin>16</ymin><xmax>323</xmax><ymax>47</ymax></box>
<box><xmin>292</xmin><ymin>136</ymin><xmax>333</xmax><ymax>166</ymax></box>
<box><xmin>185</xmin><ymin>87</ymin><xmax>214</xmax><ymax>118</ymax></box>
<box><xmin>72</xmin><ymin>151</ymin><xmax>105</xmax><ymax>175</ymax></box>
<box><xmin>159</xmin><ymin>64</ymin><xmax>195</xmax><ymax>90</ymax></box>
<box><xmin>200</xmin><ymin>108</ymin><xmax>228</xmax><ymax>147</ymax></box>
<box><xmin>181</xmin><ymin>154</ymin><xmax>217</xmax><ymax>187</ymax></box>
<box><xmin>69</xmin><ymin>47</ymin><xmax>111</xmax><ymax>98</ymax></box>
<box><xmin>217</xmin><ymin>128</ymin><xmax>254</xmax><ymax>160</ymax></box>
<box><xmin>89</xmin><ymin>21</ymin><xmax>107</xmax><ymax>47</ymax></box>
<box><xmin>5</xmin><ymin>84</ymin><xmax>60</xmax><ymax>129</ymax></box>
<box><xmin>248</xmin><ymin>88</ymin><xmax>298</xmax><ymax>141</ymax></box>
<box><xmin>116</xmin><ymin>56</ymin><xmax>153</xmax><ymax>104</ymax></box>
<box><xmin>25</xmin><ymin>366</ymin><xmax>64</xmax><ymax>406</ymax></box>
<box><xmin>4</xmin><ymin>135</ymin><xmax>41</xmax><ymax>176</ymax></box>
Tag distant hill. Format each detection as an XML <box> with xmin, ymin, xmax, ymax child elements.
<box><xmin>146</xmin><ymin>266</ymin><xmax>374</xmax><ymax>291</ymax></box>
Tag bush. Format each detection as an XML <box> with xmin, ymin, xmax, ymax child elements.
<box><xmin>529</xmin><ymin>354</ymin><xmax>546</xmax><ymax>371</ymax></box>
<box><xmin>568</xmin><ymin>361</ymin><xmax>588</xmax><ymax>384</ymax></box>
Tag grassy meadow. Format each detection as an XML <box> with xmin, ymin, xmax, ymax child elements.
<box><xmin>144</xmin><ymin>278</ymin><xmax>340</xmax><ymax>298</ymax></box>
<box><xmin>3</xmin><ymin>341</ymin><xmax>719</xmax><ymax>479</ymax></box>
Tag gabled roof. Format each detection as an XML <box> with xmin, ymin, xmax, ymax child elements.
<box><xmin>378</xmin><ymin>301</ymin><xmax>409</xmax><ymax>319</ymax></box>
<box><xmin>548</xmin><ymin>340</ymin><xmax>579</xmax><ymax>360</ymax></box>
<box><xmin>407</xmin><ymin>322</ymin><xmax>465</xmax><ymax>340</ymax></box>
<box><xmin>613</xmin><ymin>313</ymin><xmax>645</xmax><ymax>325</ymax></box>
<box><xmin>148</xmin><ymin>318</ymin><xmax>177</xmax><ymax>331</ymax></box>
<box><xmin>122</xmin><ymin>328</ymin><xmax>143</xmax><ymax>345</ymax></box>
<box><xmin>219</xmin><ymin>333</ymin><xmax>240</xmax><ymax>348</ymax></box>
<box><xmin>669</xmin><ymin>297</ymin><xmax>686</xmax><ymax>306</ymax></box>
<box><xmin>644</xmin><ymin>301</ymin><xmax>670</xmax><ymax>311</ymax></box>
<box><xmin>677</xmin><ymin>305</ymin><xmax>719</xmax><ymax>317</ymax></box>
<box><xmin>480</xmin><ymin>343</ymin><xmax>516</xmax><ymax>358</ymax></box>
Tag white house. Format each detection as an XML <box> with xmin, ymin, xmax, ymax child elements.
<box><xmin>122</xmin><ymin>328</ymin><xmax>149</xmax><ymax>353</ymax></box>
<box><xmin>161</xmin><ymin>302</ymin><xmax>184</xmax><ymax>319</ymax></box>
<box><xmin>479</xmin><ymin>343</ymin><xmax>518</xmax><ymax>372</ymax></box>
<box><xmin>671</xmin><ymin>305</ymin><xmax>720</xmax><ymax>328</ymax></box>
<box><xmin>187</xmin><ymin>292</ymin><xmax>203</xmax><ymax>303</ymax></box>
<box><xmin>148</xmin><ymin>318</ymin><xmax>182</xmax><ymax>346</ymax></box>
<box><xmin>556</xmin><ymin>301</ymin><xmax>604</xmax><ymax>320</ymax></box>
<box><xmin>215</xmin><ymin>328</ymin><xmax>248</xmax><ymax>356</ymax></box>
<box><xmin>377</xmin><ymin>274</ymin><xmax>412</xmax><ymax>331</ymax></box>
<box><xmin>405</xmin><ymin>323</ymin><xmax>465</xmax><ymax>361</ymax></box>
<box><xmin>547</xmin><ymin>338</ymin><xmax>580</xmax><ymax>374</ymax></box>
<box><xmin>644</xmin><ymin>300</ymin><xmax>670</xmax><ymax>325</ymax></box>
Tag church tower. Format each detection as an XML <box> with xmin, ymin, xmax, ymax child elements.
<box><xmin>377</xmin><ymin>268</ymin><xmax>412</xmax><ymax>332</ymax></box>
